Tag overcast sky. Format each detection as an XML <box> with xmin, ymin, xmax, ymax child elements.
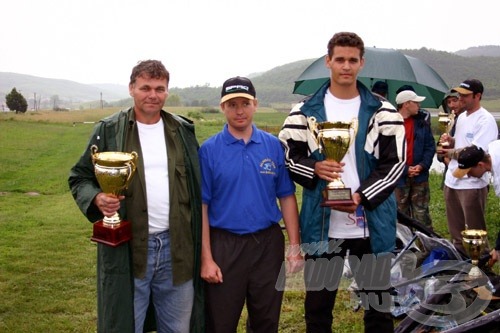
<box><xmin>2</xmin><ymin>0</ymin><xmax>498</xmax><ymax>88</ymax></box>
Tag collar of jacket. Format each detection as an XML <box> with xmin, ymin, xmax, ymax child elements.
<box><xmin>300</xmin><ymin>79</ymin><xmax>382</xmax><ymax>120</ymax></box>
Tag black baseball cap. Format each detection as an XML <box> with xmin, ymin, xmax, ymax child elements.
<box><xmin>220</xmin><ymin>76</ymin><xmax>256</xmax><ymax>103</ymax></box>
<box><xmin>452</xmin><ymin>145</ymin><xmax>485</xmax><ymax>178</ymax></box>
<box><xmin>453</xmin><ymin>79</ymin><xmax>484</xmax><ymax>95</ymax></box>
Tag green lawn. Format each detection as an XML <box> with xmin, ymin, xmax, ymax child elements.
<box><xmin>0</xmin><ymin>108</ymin><xmax>499</xmax><ymax>332</ymax></box>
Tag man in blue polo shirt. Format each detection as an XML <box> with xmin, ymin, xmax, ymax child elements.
<box><xmin>198</xmin><ymin>76</ymin><xmax>303</xmax><ymax>332</ymax></box>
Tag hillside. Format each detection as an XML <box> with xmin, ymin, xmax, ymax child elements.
<box><xmin>168</xmin><ymin>59</ymin><xmax>313</xmax><ymax>108</ymax></box>
<box><xmin>0</xmin><ymin>72</ymin><xmax>129</xmax><ymax>109</ymax></box>
<box><xmin>2</xmin><ymin>45</ymin><xmax>500</xmax><ymax>109</ymax></box>
<box><xmin>171</xmin><ymin>47</ymin><xmax>500</xmax><ymax>107</ymax></box>
<box><xmin>456</xmin><ymin>45</ymin><xmax>500</xmax><ymax>57</ymax></box>
<box><xmin>401</xmin><ymin>48</ymin><xmax>500</xmax><ymax>98</ymax></box>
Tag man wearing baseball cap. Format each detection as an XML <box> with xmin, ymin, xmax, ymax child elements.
<box><xmin>453</xmin><ymin>79</ymin><xmax>484</xmax><ymax>96</ymax></box>
<box><xmin>452</xmin><ymin>145</ymin><xmax>487</xmax><ymax>179</ymax></box>
<box><xmin>441</xmin><ymin>89</ymin><xmax>461</xmax><ymax>115</ymax></box>
<box><xmin>438</xmin><ymin>89</ymin><xmax>464</xmax><ymax>189</ymax></box>
<box><xmin>438</xmin><ymin>78</ymin><xmax>498</xmax><ymax>253</ymax></box>
<box><xmin>395</xmin><ymin>90</ymin><xmax>426</xmax><ymax>105</ymax></box>
<box><xmin>394</xmin><ymin>90</ymin><xmax>435</xmax><ymax>229</ymax></box>
<box><xmin>199</xmin><ymin>76</ymin><xmax>303</xmax><ymax>332</ymax></box>
<box><xmin>396</xmin><ymin>85</ymin><xmax>431</xmax><ymax>126</ymax></box>
<box><xmin>454</xmin><ymin>141</ymin><xmax>500</xmax><ymax>267</ymax></box>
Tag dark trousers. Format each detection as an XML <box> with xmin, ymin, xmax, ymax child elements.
<box><xmin>304</xmin><ymin>238</ymin><xmax>394</xmax><ymax>333</ymax></box>
<box><xmin>205</xmin><ymin>224</ymin><xmax>284</xmax><ymax>333</ymax></box>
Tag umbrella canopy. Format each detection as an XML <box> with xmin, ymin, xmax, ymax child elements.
<box><xmin>293</xmin><ymin>47</ymin><xmax>449</xmax><ymax>108</ymax></box>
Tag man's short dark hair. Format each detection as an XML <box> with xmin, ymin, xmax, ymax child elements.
<box><xmin>396</xmin><ymin>85</ymin><xmax>415</xmax><ymax>94</ymax></box>
<box><xmin>327</xmin><ymin>32</ymin><xmax>365</xmax><ymax>59</ymax></box>
<box><xmin>130</xmin><ymin>60</ymin><xmax>170</xmax><ymax>86</ymax></box>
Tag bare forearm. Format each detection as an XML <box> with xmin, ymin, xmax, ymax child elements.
<box><xmin>279</xmin><ymin>194</ymin><xmax>300</xmax><ymax>246</ymax></box>
<box><xmin>201</xmin><ymin>204</ymin><xmax>213</xmax><ymax>261</ymax></box>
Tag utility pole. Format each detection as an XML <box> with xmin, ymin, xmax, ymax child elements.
<box><xmin>100</xmin><ymin>92</ymin><xmax>103</xmax><ymax>109</ymax></box>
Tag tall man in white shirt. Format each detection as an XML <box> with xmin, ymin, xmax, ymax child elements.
<box><xmin>438</xmin><ymin>79</ymin><xmax>498</xmax><ymax>253</ymax></box>
<box><xmin>279</xmin><ymin>32</ymin><xmax>406</xmax><ymax>333</ymax></box>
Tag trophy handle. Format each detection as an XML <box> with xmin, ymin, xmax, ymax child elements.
<box><xmin>124</xmin><ymin>152</ymin><xmax>138</xmax><ymax>189</ymax></box>
<box><xmin>447</xmin><ymin>113</ymin><xmax>456</xmax><ymax>133</ymax></box>
<box><xmin>90</xmin><ymin>144</ymin><xmax>98</xmax><ymax>166</ymax></box>
<box><xmin>308</xmin><ymin>116</ymin><xmax>318</xmax><ymax>134</ymax></box>
<box><xmin>317</xmin><ymin>131</ymin><xmax>324</xmax><ymax>154</ymax></box>
<box><xmin>350</xmin><ymin>118</ymin><xmax>358</xmax><ymax>138</ymax></box>
<box><xmin>124</xmin><ymin>162</ymin><xmax>133</xmax><ymax>186</ymax></box>
<box><xmin>130</xmin><ymin>151</ymin><xmax>138</xmax><ymax>172</ymax></box>
<box><xmin>307</xmin><ymin>116</ymin><xmax>322</xmax><ymax>154</ymax></box>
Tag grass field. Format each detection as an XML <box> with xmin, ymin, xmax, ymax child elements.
<box><xmin>1</xmin><ymin>107</ymin><xmax>499</xmax><ymax>332</ymax></box>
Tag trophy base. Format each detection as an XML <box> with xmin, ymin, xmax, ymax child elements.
<box><xmin>321</xmin><ymin>188</ymin><xmax>354</xmax><ymax>207</ymax></box>
<box><xmin>467</xmin><ymin>266</ymin><xmax>484</xmax><ymax>279</ymax></box>
<box><xmin>91</xmin><ymin>220</ymin><xmax>132</xmax><ymax>247</ymax></box>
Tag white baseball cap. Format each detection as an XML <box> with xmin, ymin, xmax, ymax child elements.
<box><xmin>395</xmin><ymin>90</ymin><xmax>426</xmax><ymax>104</ymax></box>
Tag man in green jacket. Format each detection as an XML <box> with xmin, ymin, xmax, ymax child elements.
<box><xmin>68</xmin><ymin>60</ymin><xmax>203</xmax><ymax>332</ymax></box>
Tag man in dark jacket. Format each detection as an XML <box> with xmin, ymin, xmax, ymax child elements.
<box><xmin>394</xmin><ymin>90</ymin><xmax>436</xmax><ymax>228</ymax></box>
<box><xmin>68</xmin><ymin>60</ymin><xmax>203</xmax><ymax>333</ymax></box>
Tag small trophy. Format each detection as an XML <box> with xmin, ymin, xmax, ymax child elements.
<box><xmin>309</xmin><ymin>117</ymin><xmax>357</xmax><ymax>207</ymax></box>
<box><xmin>461</xmin><ymin>229</ymin><xmax>488</xmax><ymax>278</ymax></box>
<box><xmin>90</xmin><ymin>145</ymin><xmax>138</xmax><ymax>247</ymax></box>
<box><xmin>437</xmin><ymin>112</ymin><xmax>455</xmax><ymax>147</ymax></box>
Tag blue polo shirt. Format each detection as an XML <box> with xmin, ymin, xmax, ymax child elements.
<box><xmin>199</xmin><ymin>124</ymin><xmax>295</xmax><ymax>234</ymax></box>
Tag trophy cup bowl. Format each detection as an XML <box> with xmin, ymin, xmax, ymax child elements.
<box><xmin>309</xmin><ymin>117</ymin><xmax>357</xmax><ymax>207</ymax></box>
<box><xmin>461</xmin><ymin>229</ymin><xmax>488</xmax><ymax>278</ymax></box>
<box><xmin>437</xmin><ymin>112</ymin><xmax>454</xmax><ymax>147</ymax></box>
<box><xmin>90</xmin><ymin>145</ymin><xmax>138</xmax><ymax>247</ymax></box>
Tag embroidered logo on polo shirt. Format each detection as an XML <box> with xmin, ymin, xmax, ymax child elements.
<box><xmin>259</xmin><ymin>158</ymin><xmax>276</xmax><ymax>175</ymax></box>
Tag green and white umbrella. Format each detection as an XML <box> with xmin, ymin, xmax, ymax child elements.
<box><xmin>293</xmin><ymin>47</ymin><xmax>449</xmax><ymax>109</ymax></box>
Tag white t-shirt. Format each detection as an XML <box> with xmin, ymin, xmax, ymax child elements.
<box><xmin>487</xmin><ymin>140</ymin><xmax>500</xmax><ymax>196</ymax></box>
<box><xmin>137</xmin><ymin>119</ymin><xmax>170</xmax><ymax>233</ymax></box>
<box><xmin>445</xmin><ymin>107</ymin><xmax>498</xmax><ymax>189</ymax></box>
<box><xmin>324</xmin><ymin>89</ymin><xmax>367</xmax><ymax>239</ymax></box>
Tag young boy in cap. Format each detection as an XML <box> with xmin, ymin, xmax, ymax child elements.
<box><xmin>396</xmin><ymin>84</ymin><xmax>431</xmax><ymax>126</ymax></box>
<box><xmin>198</xmin><ymin>76</ymin><xmax>303</xmax><ymax>332</ymax></box>
<box><xmin>454</xmin><ymin>141</ymin><xmax>500</xmax><ymax>266</ymax></box>
<box><xmin>438</xmin><ymin>78</ymin><xmax>498</xmax><ymax>253</ymax></box>
<box><xmin>394</xmin><ymin>90</ymin><xmax>436</xmax><ymax>228</ymax></box>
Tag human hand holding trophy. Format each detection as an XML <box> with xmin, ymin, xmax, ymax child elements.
<box><xmin>308</xmin><ymin>117</ymin><xmax>358</xmax><ymax>207</ymax></box>
<box><xmin>461</xmin><ymin>229</ymin><xmax>488</xmax><ymax>278</ymax></box>
<box><xmin>90</xmin><ymin>145</ymin><xmax>138</xmax><ymax>247</ymax></box>
<box><xmin>437</xmin><ymin>111</ymin><xmax>455</xmax><ymax>148</ymax></box>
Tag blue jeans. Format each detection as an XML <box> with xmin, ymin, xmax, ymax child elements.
<box><xmin>134</xmin><ymin>230</ymin><xmax>194</xmax><ymax>333</ymax></box>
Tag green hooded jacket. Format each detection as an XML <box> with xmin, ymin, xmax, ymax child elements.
<box><xmin>68</xmin><ymin>108</ymin><xmax>204</xmax><ymax>332</ymax></box>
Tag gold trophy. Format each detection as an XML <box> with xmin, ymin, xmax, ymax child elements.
<box><xmin>461</xmin><ymin>229</ymin><xmax>488</xmax><ymax>278</ymax></box>
<box><xmin>90</xmin><ymin>145</ymin><xmax>138</xmax><ymax>247</ymax></box>
<box><xmin>437</xmin><ymin>111</ymin><xmax>455</xmax><ymax>147</ymax></box>
<box><xmin>309</xmin><ymin>117</ymin><xmax>358</xmax><ymax>207</ymax></box>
